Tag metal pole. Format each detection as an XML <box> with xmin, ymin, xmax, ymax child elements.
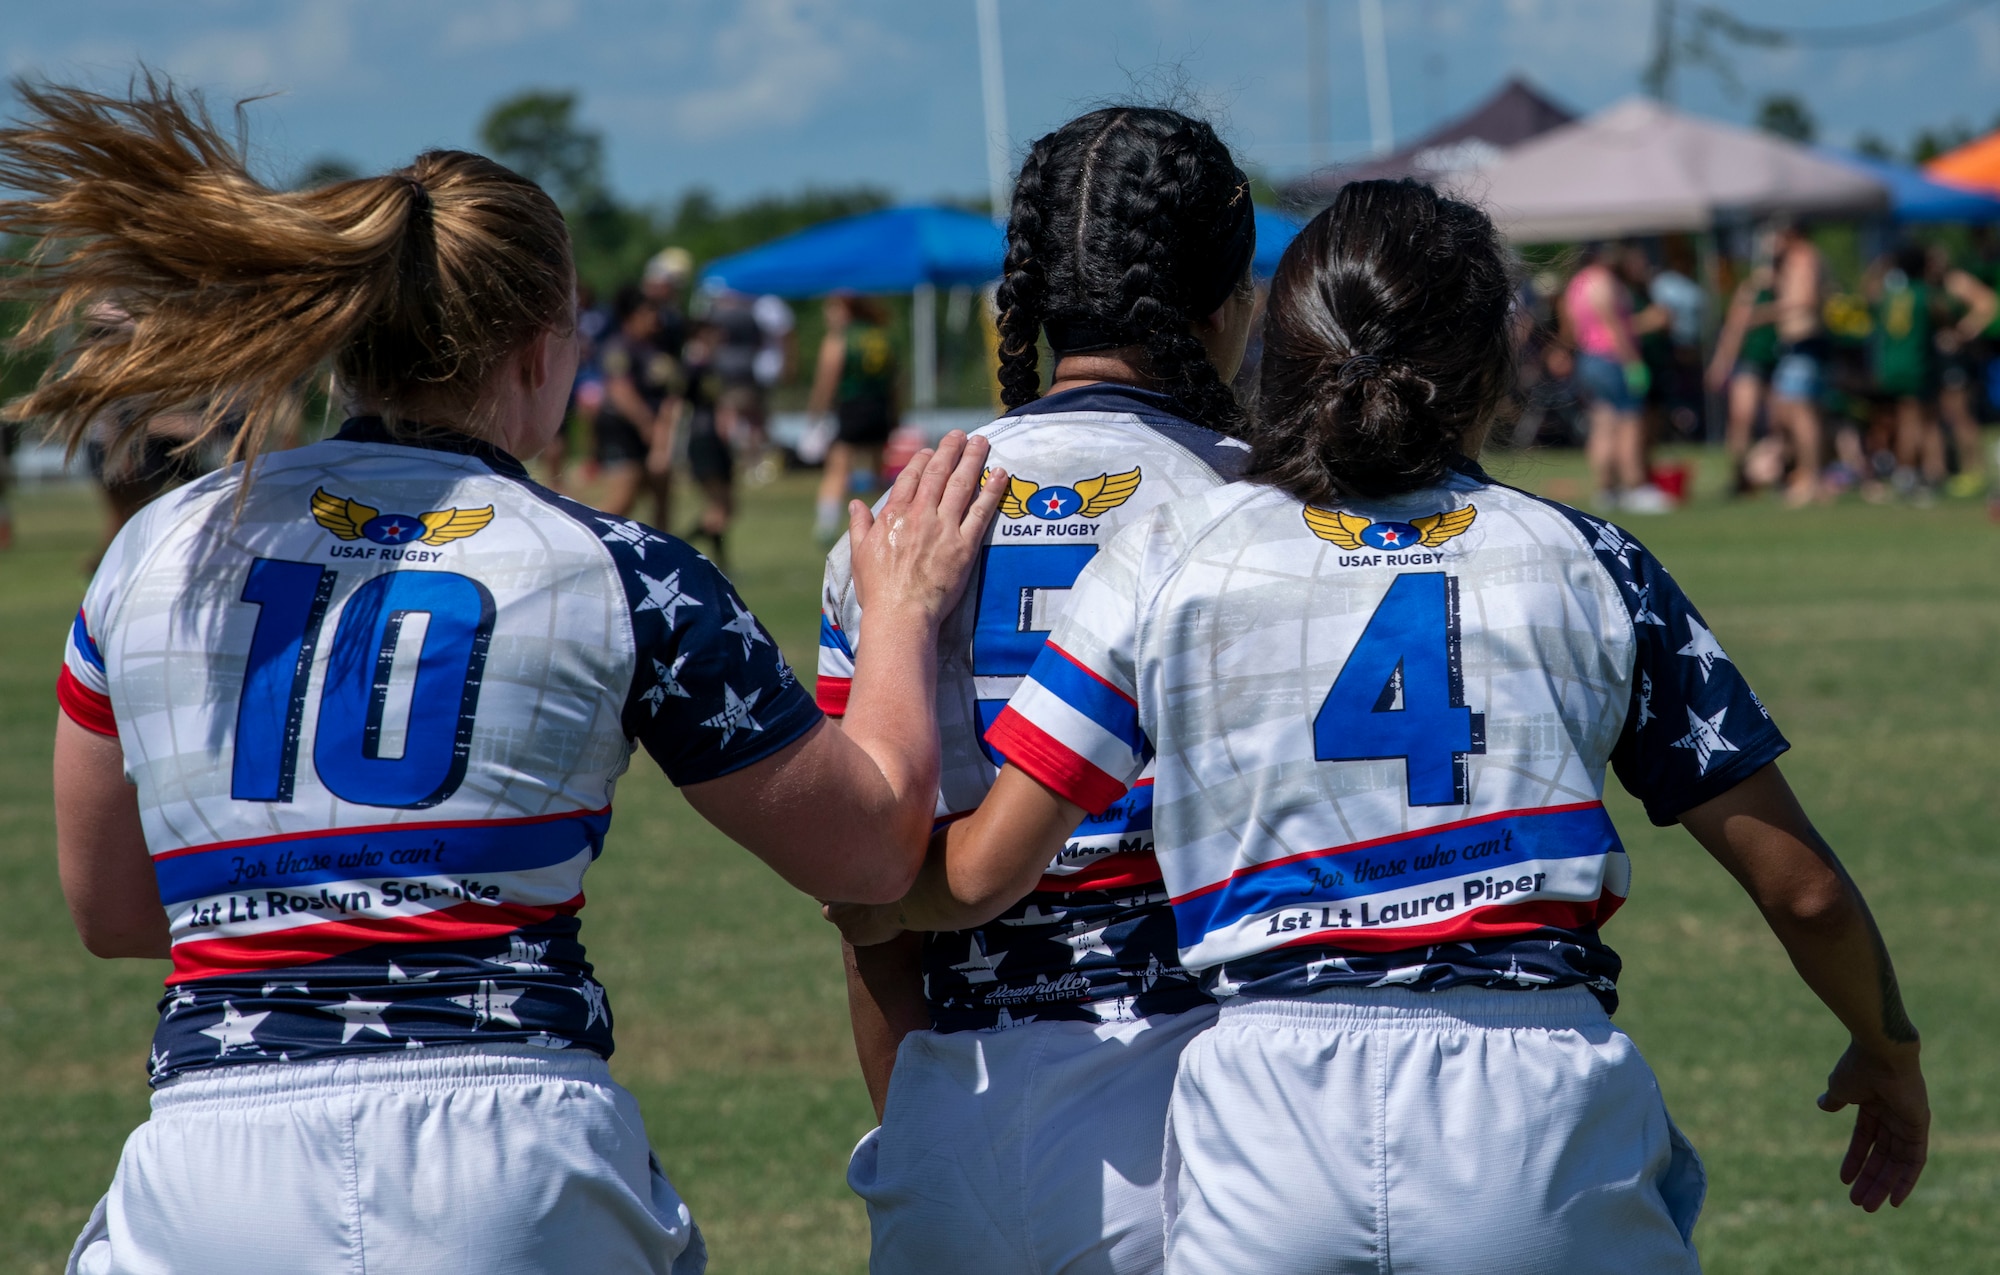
<box><xmin>1307</xmin><ymin>0</ymin><xmax>1330</xmax><ymax>168</ymax></box>
<box><xmin>1358</xmin><ymin>0</ymin><xmax>1394</xmax><ymax>155</ymax></box>
<box><xmin>976</xmin><ymin>0</ymin><xmax>1012</xmax><ymax>224</ymax></box>
<box><xmin>913</xmin><ymin>282</ymin><xmax>938</xmax><ymax>410</ymax></box>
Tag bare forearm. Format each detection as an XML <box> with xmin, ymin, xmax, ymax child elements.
<box><xmin>1759</xmin><ymin>863</ymin><xmax>1917</xmax><ymax>1056</ymax></box>
<box><xmin>843</xmin><ymin>933</ymin><xmax>928</xmax><ymax>1121</ymax></box>
<box><xmin>838</xmin><ymin>605</ymin><xmax>942</xmax><ymax>855</ymax></box>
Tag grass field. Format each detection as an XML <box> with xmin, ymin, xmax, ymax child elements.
<box><xmin>3</xmin><ymin>448</ymin><xmax>1997</xmax><ymax>1273</ymax></box>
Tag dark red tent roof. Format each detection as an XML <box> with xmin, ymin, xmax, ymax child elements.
<box><xmin>1283</xmin><ymin>76</ymin><xmax>1577</xmax><ymax>209</ymax></box>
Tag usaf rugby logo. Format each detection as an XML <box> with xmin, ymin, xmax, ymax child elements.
<box><xmin>994</xmin><ymin>467</ymin><xmax>1143</xmax><ymax>520</ymax></box>
<box><xmin>1303</xmin><ymin>503</ymin><xmax>1478</xmax><ymax>564</ymax></box>
<box><xmin>311</xmin><ymin>488</ymin><xmax>495</xmax><ymax>547</ymax></box>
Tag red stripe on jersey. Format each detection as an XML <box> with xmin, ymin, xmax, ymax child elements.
<box><xmin>985</xmin><ymin>706</ymin><xmax>1130</xmax><ymax>814</ymax></box>
<box><xmin>1037</xmin><ymin>850</ymin><xmax>1163</xmax><ymax>892</ymax></box>
<box><xmin>1267</xmin><ymin>895</ymin><xmax>1625</xmax><ymax>955</ymax></box>
<box><xmin>57</xmin><ymin>665</ymin><xmax>118</xmax><ymax>737</ymax></box>
<box><xmin>150</xmin><ymin>805</ymin><xmax>613</xmax><ymax>862</ymax></box>
<box><xmin>1169</xmin><ymin>800</ymin><xmax>1608</xmax><ymax>905</ymax></box>
<box><xmin>815</xmin><ymin>675</ymin><xmax>851</xmax><ymax>716</ymax></box>
<box><xmin>165</xmin><ymin>894</ymin><xmax>585</xmax><ymax>983</ymax></box>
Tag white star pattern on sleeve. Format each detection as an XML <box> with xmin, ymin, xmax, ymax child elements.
<box><xmin>951</xmin><ymin>934</ymin><xmax>1004</xmax><ymax>984</ymax></box>
<box><xmin>599</xmin><ymin>520</ymin><xmax>654</xmax><ymax>555</ymax></box>
<box><xmin>1625</xmin><ymin>580</ymin><xmax>1665</xmax><ymax>625</ymax></box>
<box><xmin>575</xmin><ymin>980</ymin><xmax>608</xmax><ymax>1029</ymax></box>
<box><xmin>1637</xmin><ymin>670</ymin><xmax>1655</xmax><ymax>729</ymax></box>
<box><xmin>1063</xmin><ymin>924</ymin><xmax>1114</xmax><ymax>965</ymax></box>
<box><xmin>447</xmin><ymin>981</ymin><xmax>525</xmax><ymax>1030</ymax></box>
<box><xmin>701</xmin><ymin>684</ymin><xmax>763</xmax><ymax>746</ymax></box>
<box><xmin>319</xmin><ymin>995</ymin><xmax>395</xmax><ymax>1044</ymax></box>
<box><xmin>1585</xmin><ymin>517</ymin><xmax>1635</xmax><ymax>566</ymax></box>
<box><xmin>1676</xmin><ymin>617</ymin><xmax>1731</xmax><ymax>681</ymax></box>
<box><xmin>636</xmin><ymin>570</ymin><xmax>702</xmax><ymax>628</ymax></box>
<box><xmin>640</xmin><ymin>654</ymin><xmax>691</xmax><ymax>715</ymax></box>
<box><xmin>720</xmin><ymin>596</ymin><xmax>770</xmax><ymax>659</ymax></box>
<box><xmin>198</xmin><ymin>1002</ymin><xmax>270</xmax><ymax>1054</ymax></box>
<box><xmin>1671</xmin><ymin>705</ymin><xmax>1739</xmax><ymax>775</ymax></box>
<box><xmin>1305</xmin><ymin>955</ymin><xmax>1355</xmax><ymax>983</ymax></box>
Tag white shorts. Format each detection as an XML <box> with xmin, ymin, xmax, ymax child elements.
<box><xmin>67</xmin><ymin>1044</ymin><xmax>705</xmax><ymax>1275</ymax></box>
<box><xmin>850</xmin><ymin>1005</ymin><xmax>1219</xmax><ymax>1275</ymax></box>
<box><xmin>1164</xmin><ymin>988</ymin><xmax>1704</xmax><ymax>1275</ymax></box>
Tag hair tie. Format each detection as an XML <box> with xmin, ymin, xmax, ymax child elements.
<box><xmin>1335</xmin><ymin>355</ymin><xmax>1384</xmax><ymax>389</ymax></box>
<box><xmin>402</xmin><ymin>176</ymin><xmax>432</xmax><ymax>218</ymax></box>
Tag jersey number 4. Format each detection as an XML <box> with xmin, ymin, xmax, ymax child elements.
<box><xmin>1314</xmin><ymin>572</ymin><xmax>1485</xmax><ymax>806</ymax></box>
<box><xmin>231</xmin><ymin>558</ymin><xmax>495</xmax><ymax>809</ymax></box>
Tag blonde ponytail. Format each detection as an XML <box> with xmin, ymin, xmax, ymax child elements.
<box><xmin>0</xmin><ymin>73</ymin><xmax>574</xmax><ymax>465</ymax></box>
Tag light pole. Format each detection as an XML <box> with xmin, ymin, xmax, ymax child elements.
<box><xmin>977</xmin><ymin>0</ymin><xmax>1012</xmax><ymax>223</ymax></box>
<box><xmin>1358</xmin><ymin>0</ymin><xmax>1394</xmax><ymax>155</ymax></box>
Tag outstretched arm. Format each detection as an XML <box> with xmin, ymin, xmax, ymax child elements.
<box><xmin>1679</xmin><ymin>763</ymin><xmax>1928</xmax><ymax>1212</ymax></box>
<box><xmin>826</xmin><ymin>765</ymin><xmax>1081</xmax><ymax>947</ymax></box>
<box><xmin>685</xmin><ymin>434</ymin><xmax>1007</xmax><ymax>904</ymax></box>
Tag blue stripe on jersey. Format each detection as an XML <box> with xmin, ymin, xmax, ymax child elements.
<box><xmin>70</xmin><ymin>609</ymin><xmax>105</xmax><ymax>670</ymax></box>
<box><xmin>1073</xmin><ymin>777</ymin><xmax>1153</xmax><ymax>837</ymax></box>
<box><xmin>819</xmin><ymin>613</ymin><xmax>852</xmax><ymax>657</ymax></box>
<box><xmin>153</xmin><ymin>810</ymin><xmax>612</xmax><ymax>906</ymax></box>
<box><xmin>1027</xmin><ymin>643</ymin><xmax>1146</xmax><ymax>754</ymax></box>
<box><xmin>1172</xmin><ymin>803</ymin><xmax>1621</xmax><ymax>941</ymax></box>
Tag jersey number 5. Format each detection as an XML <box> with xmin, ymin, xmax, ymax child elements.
<box><xmin>231</xmin><ymin>558</ymin><xmax>496</xmax><ymax>809</ymax></box>
<box><xmin>970</xmin><ymin>542</ymin><xmax>1100</xmax><ymax>764</ymax></box>
<box><xmin>1314</xmin><ymin>572</ymin><xmax>1485</xmax><ymax>806</ymax></box>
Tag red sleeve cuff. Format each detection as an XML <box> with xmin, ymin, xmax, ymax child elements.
<box><xmin>814</xmin><ymin>675</ymin><xmax>851</xmax><ymax>717</ymax></box>
<box><xmin>58</xmin><ymin>666</ymin><xmax>118</xmax><ymax>737</ymax></box>
<box><xmin>984</xmin><ymin>706</ymin><xmax>1129</xmax><ymax>814</ymax></box>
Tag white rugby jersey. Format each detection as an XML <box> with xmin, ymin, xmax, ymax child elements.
<box><xmin>817</xmin><ymin>385</ymin><xmax>1244</xmax><ymax>1029</ymax></box>
<box><xmin>59</xmin><ymin>418</ymin><xmax>819</xmax><ymax>1082</ymax></box>
<box><xmin>990</xmin><ymin>460</ymin><xmax>1788</xmax><ymax>1007</ymax></box>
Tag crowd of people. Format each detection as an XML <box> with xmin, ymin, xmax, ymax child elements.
<box><xmin>1512</xmin><ymin>222</ymin><xmax>2000</xmax><ymax>512</ymax></box>
<box><xmin>11</xmin><ymin>74</ymin><xmax>1934</xmax><ymax>1275</ymax></box>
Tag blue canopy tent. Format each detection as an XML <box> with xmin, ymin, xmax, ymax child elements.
<box><xmin>1253</xmin><ymin>207</ymin><xmax>1304</xmax><ymax>277</ymax></box>
<box><xmin>1817</xmin><ymin>148</ymin><xmax>2000</xmax><ymax>223</ymax></box>
<box><xmin>700</xmin><ymin>203</ymin><xmax>1307</xmax><ymax>409</ymax></box>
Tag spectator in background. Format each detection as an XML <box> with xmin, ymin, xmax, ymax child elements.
<box><xmin>1870</xmin><ymin>244</ymin><xmax>1942</xmax><ymax>499</ymax></box>
<box><xmin>644</xmin><ymin>246</ymin><xmax>693</xmax><ymax>364</ymax></box>
<box><xmin>1928</xmin><ymin>244</ymin><xmax>1997</xmax><ymax>498</ymax></box>
<box><xmin>542</xmin><ymin>281</ymin><xmax>610</xmax><ymax>494</ymax></box>
<box><xmin>708</xmin><ymin>287</ymin><xmax>795</xmax><ymax>487</ymax></box>
<box><xmin>597</xmin><ymin>284</ymin><xmax>681</xmax><ymax>528</ymax></box>
<box><xmin>1645</xmin><ymin>240</ymin><xmax>1706</xmax><ymax>441</ymax></box>
<box><xmin>677</xmin><ymin>319</ymin><xmax>736</xmax><ymax>565</ymax></box>
<box><xmin>810</xmin><ymin>292</ymin><xmax>898</xmax><ymax>546</ymax></box>
<box><xmin>1769</xmin><ymin>220</ymin><xmax>1829</xmax><ymax>506</ymax></box>
<box><xmin>1709</xmin><ymin>233</ymin><xmax>1781</xmax><ymax>494</ymax></box>
<box><xmin>1562</xmin><ymin>243</ymin><xmax>1672</xmax><ymax>513</ymax></box>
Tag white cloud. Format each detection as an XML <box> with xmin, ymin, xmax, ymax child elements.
<box><xmin>440</xmin><ymin>0</ymin><xmax>580</xmax><ymax>53</ymax></box>
<box><xmin>662</xmin><ymin>0</ymin><xmax>907</xmax><ymax>142</ymax></box>
<box><xmin>159</xmin><ymin>1</ymin><xmax>358</xmax><ymax>92</ymax></box>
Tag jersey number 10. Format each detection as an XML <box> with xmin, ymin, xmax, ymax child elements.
<box><xmin>1314</xmin><ymin>572</ymin><xmax>1485</xmax><ymax>806</ymax></box>
<box><xmin>231</xmin><ymin>557</ymin><xmax>496</xmax><ymax>809</ymax></box>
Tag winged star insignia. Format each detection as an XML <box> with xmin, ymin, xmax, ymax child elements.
<box><xmin>312</xmin><ymin>488</ymin><xmax>494</xmax><ymax>546</ymax></box>
<box><xmin>991</xmin><ymin>467</ymin><xmax>1143</xmax><ymax>520</ymax></box>
<box><xmin>1301</xmin><ymin>503</ymin><xmax>1478</xmax><ymax>551</ymax></box>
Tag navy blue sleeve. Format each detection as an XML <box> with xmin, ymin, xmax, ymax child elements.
<box><xmin>595</xmin><ymin>520</ymin><xmax>821</xmax><ymax>785</ymax></box>
<box><xmin>1586</xmin><ymin>520</ymin><xmax>1790</xmax><ymax>825</ymax></box>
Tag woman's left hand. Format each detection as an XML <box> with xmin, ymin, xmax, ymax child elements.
<box><xmin>848</xmin><ymin>430</ymin><xmax>1005</xmax><ymax>627</ymax></box>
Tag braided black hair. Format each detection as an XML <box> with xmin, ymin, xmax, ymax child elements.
<box><xmin>1249</xmin><ymin>179</ymin><xmax>1516</xmax><ymax>501</ymax></box>
<box><xmin>995</xmin><ymin>107</ymin><xmax>1253</xmax><ymax>434</ymax></box>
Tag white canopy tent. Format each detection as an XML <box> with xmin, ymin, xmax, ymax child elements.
<box><xmin>1448</xmin><ymin>98</ymin><xmax>1889</xmax><ymax>243</ymax></box>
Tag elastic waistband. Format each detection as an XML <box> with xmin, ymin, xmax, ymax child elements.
<box><xmin>152</xmin><ymin>1044</ymin><xmax>612</xmax><ymax>1113</ymax></box>
<box><xmin>1218</xmin><ymin>985</ymin><xmax>1607</xmax><ymax>1032</ymax></box>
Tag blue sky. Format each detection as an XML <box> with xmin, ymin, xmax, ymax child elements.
<box><xmin>8</xmin><ymin>1</ymin><xmax>2000</xmax><ymax>206</ymax></box>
